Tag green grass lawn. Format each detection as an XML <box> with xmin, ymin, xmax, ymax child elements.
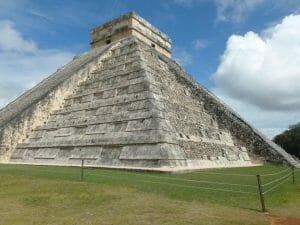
<box><xmin>0</xmin><ymin>163</ymin><xmax>299</xmax><ymax>225</ymax></box>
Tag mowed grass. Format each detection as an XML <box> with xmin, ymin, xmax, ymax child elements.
<box><xmin>0</xmin><ymin>164</ymin><xmax>299</xmax><ymax>225</ymax></box>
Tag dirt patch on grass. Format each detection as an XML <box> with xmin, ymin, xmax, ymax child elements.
<box><xmin>270</xmin><ymin>216</ymin><xmax>300</xmax><ymax>225</ymax></box>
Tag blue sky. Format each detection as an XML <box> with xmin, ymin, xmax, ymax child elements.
<box><xmin>0</xmin><ymin>0</ymin><xmax>300</xmax><ymax>138</ymax></box>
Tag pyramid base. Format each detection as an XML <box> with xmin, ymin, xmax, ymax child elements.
<box><xmin>5</xmin><ymin>158</ymin><xmax>262</xmax><ymax>173</ymax></box>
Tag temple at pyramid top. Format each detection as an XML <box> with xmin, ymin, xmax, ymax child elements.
<box><xmin>90</xmin><ymin>12</ymin><xmax>172</xmax><ymax>58</ymax></box>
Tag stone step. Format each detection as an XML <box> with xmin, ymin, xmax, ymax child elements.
<box><xmin>65</xmin><ymin>77</ymin><xmax>149</xmax><ymax>100</ymax></box>
<box><xmin>54</xmin><ymin>91</ymin><xmax>159</xmax><ymax>115</ymax></box>
<box><xmin>16</xmin><ymin>130</ymin><xmax>178</xmax><ymax>149</ymax></box>
<box><xmin>36</xmin><ymin>109</ymin><xmax>167</xmax><ymax>131</ymax></box>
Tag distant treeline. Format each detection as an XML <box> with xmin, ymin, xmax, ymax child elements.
<box><xmin>273</xmin><ymin>122</ymin><xmax>300</xmax><ymax>159</ymax></box>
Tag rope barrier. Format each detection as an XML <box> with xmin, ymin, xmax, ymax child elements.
<box><xmin>183</xmin><ymin>167</ymin><xmax>290</xmax><ymax>178</ymax></box>
<box><xmin>262</xmin><ymin>172</ymin><xmax>292</xmax><ymax>187</ymax></box>
<box><xmin>90</xmin><ymin>172</ymin><xmax>257</xmax><ymax>195</ymax></box>
<box><xmin>139</xmin><ymin>180</ymin><xmax>257</xmax><ymax>195</ymax></box>
<box><xmin>85</xmin><ymin>166</ymin><xmax>295</xmax><ymax>197</ymax></box>
<box><xmin>84</xmin><ymin>164</ymin><xmax>297</xmax><ymax>214</ymax></box>
<box><xmin>294</xmin><ymin>168</ymin><xmax>300</xmax><ymax>174</ymax></box>
<box><xmin>193</xmin><ymin>171</ymin><xmax>255</xmax><ymax>177</ymax></box>
<box><xmin>263</xmin><ymin>175</ymin><xmax>291</xmax><ymax>195</ymax></box>
<box><xmin>260</xmin><ymin>167</ymin><xmax>291</xmax><ymax>177</ymax></box>
<box><xmin>132</xmin><ymin>172</ymin><xmax>258</xmax><ymax>188</ymax></box>
<box><xmin>88</xmin><ymin>168</ymin><xmax>257</xmax><ymax>188</ymax></box>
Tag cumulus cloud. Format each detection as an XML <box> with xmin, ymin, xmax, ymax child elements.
<box><xmin>0</xmin><ymin>20</ymin><xmax>37</xmax><ymax>52</ymax></box>
<box><xmin>213</xmin><ymin>14</ymin><xmax>300</xmax><ymax>111</ymax></box>
<box><xmin>0</xmin><ymin>19</ymin><xmax>74</xmax><ymax>108</ymax></box>
<box><xmin>215</xmin><ymin>0</ymin><xmax>265</xmax><ymax>23</ymax></box>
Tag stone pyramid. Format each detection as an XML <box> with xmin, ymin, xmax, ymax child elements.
<box><xmin>0</xmin><ymin>12</ymin><xmax>298</xmax><ymax>171</ymax></box>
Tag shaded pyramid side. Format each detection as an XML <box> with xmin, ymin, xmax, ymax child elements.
<box><xmin>137</xmin><ymin>41</ymin><xmax>298</xmax><ymax>168</ymax></box>
<box><xmin>138</xmin><ymin>42</ymin><xmax>256</xmax><ymax>168</ymax></box>
<box><xmin>9</xmin><ymin>37</ymin><xmax>187</xmax><ymax>168</ymax></box>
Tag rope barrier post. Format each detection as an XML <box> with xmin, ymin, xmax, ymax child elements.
<box><xmin>256</xmin><ymin>175</ymin><xmax>266</xmax><ymax>212</ymax></box>
<box><xmin>81</xmin><ymin>159</ymin><xmax>84</xmax><ymax>182</ymax></box>
<box><xmin>292</xmin><ymin>167</ymin><xmax>295</xmax><ymax>184</ymax></box>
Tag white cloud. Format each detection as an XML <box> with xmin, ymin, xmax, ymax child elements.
<box><xmin>215</xmin><ymin>0</ymin><xmax>265</xmax><ymax>23</ymax></box>
<box><xmin>0</xmin><ymin>20</ymin><xmax>37</xmax><ymax>52</ymax></box>
<box><xmin>0</xmin><ymin>20</ymin><xmax>74</xmax><ymax>108</ymax></box>
<box><xmin>213</xmin><ymin>14</ymin><xmax>300</xmax><ymax>111</ymax></box>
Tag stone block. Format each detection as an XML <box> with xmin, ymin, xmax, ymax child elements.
<box><xmin>34</xmin><ymin>148</ymin><xmax>59</xmax><ymax>159</ymax></box>
<box><xmin>101</xmin><ymin>146</ymin><xmax>122</xmax><ymax>159</ymax></box>
<box><xmin>70</xmin><ymin>146</ymin><xmax>102</xmax><ymax>159</ymax></box>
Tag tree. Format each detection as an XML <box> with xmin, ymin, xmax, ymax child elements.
<box><xmin>273</xmin><ymin>123</ymin><xmax>300</xmax><ymax>159</ymax></box>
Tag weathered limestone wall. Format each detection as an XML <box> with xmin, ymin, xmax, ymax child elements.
<box><xmin>139</xmin><ymin>43</ymin><xmax>254</xmax><ymax>168</ymax></box>
<box><xmin>91</xmin><ymin>12</ymin><xmax>172</xmax><ymax>58</ymax></box>
<box><xmin>0</xmin><ymin>44</ymin><xmax>114</xmax><ymax>162</ymax></box>
<box><xmin>151</xmin><ymin>47</ymin><xmax>299</xmax><ymax>167</ymax></box>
